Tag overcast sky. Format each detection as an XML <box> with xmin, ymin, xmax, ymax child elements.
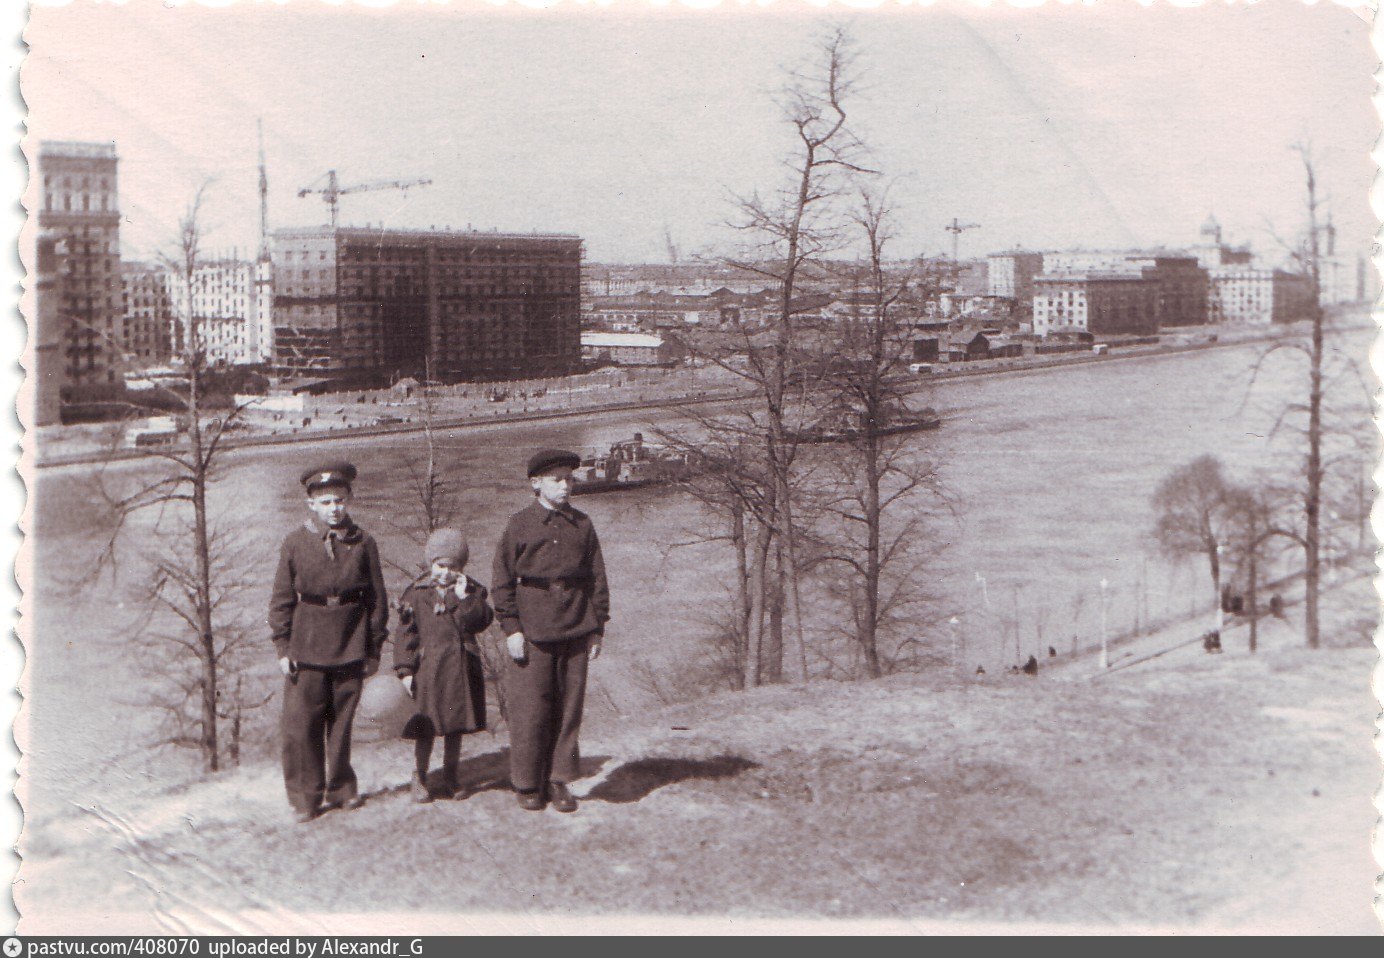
<box><xmin>22</xmin><ymin>2</ymin><xmax>1378</xmax><ymax>265</ymax></box>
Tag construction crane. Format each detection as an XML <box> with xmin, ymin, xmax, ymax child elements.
<box><xmin>944</xmin><ymin>217</ymin><xmax>981</xmax><ymax>261</ymax></box>
<box><xmin>297</xmin><ymin>169</ymin><xmax>432</xmax><ymax>229</ymax></box>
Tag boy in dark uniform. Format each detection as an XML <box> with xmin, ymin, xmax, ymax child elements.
<box><xmin>492</xmin><ymin>448</ymin><xmax>610</xmax><ymax>813</ymax></box>
<box><xmin>268</xmin><ymin>461</ymin><xmax>389</xmax><ymax>823</ymax></box>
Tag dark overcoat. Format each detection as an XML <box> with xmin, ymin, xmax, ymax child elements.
<box><xmin>393</xmin><ymin>574</ymin><xmax>494</xmax><ymax>738</ymax></box>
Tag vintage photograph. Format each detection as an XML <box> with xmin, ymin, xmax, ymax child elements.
<box><xmin>14</xmin><ymin>0</ymin><xmax>1381</xmax><ymax>935</ymax></box>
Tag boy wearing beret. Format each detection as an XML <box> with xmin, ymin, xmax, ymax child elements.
<box><xmin>492</xmin><ymin>448</ymin><xmax>610</xmax><ymax>813</ymax></box>
<box><xmin>268</xmin><ymin>462</ymin><xmax>389</xmax><ymax>823</ymax></box>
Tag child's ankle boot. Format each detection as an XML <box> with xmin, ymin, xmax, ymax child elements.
<box><xmin>411</xmin><ymin>772</ymin><xmax>432</xmax><ymax>804</ymax></box>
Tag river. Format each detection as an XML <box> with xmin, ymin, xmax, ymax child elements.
<box><xmin>25</xmin><ymin>327</ymin><xmax>1363</xmax><ymax>805</ymax></box>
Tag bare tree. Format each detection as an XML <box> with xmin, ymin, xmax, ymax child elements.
<box><xmin>666</xmin><ymin>24</ymin><xmax>875</xmax><ymax>686</ymax></box>
<box><xmin>1151</xmin><ymin>455</ymin><xmax>1246</xmax><ymax>621</ymax></box>
<box><xmin>1246</xmin><ymin>143</ymin><xmax>1376</xmax><ymax>648</ymax></box>
<box><xmin>90</xmin><ymin>184</ymin><xmax>265</xmax><ymax>772</ymax></box>
<box><xmin>811</xmin><ymin>189</ymin><xmax>952</xmax><ymax>677</ymax></box>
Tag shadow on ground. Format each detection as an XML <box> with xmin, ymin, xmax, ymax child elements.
<box><xmin>387</xmin><ymin>750</ymin><xmax>614</xmax><ymax>800</ymax></box>
<box><xmin>585</xmin><ymin>755</ymin><xmax>760</xmax><ymax>804</ymax></box>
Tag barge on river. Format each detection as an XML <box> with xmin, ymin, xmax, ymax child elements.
<box><xmin>572</xmin><ymin>432</ymin><xmax>693</xmax><ymax>495</ymax></box>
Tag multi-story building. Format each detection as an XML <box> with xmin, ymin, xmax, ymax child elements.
<box><xmin>1207</xmin><ymin>267</ymin><xmax>1313</xmax><ymax>324</ymax></box>
<box><xmin>1134</xmin><ymin>255</ymin><xmax>1209</xmax><ymax>328</ymax></box>
<box><xmin>987</xmin><ymin>251</ymin><xmax>1044</xmax><ymax>309</ymax></box>
<box><xmin>36</xmin><ymin>140</ymin><xmax>122</xmax><ymax>385</ymax></box>
<box><xmin>1032</xmin><ymin>272</ymin><xmax>1159</xmax><ymax>338</ymax></box>
<box><xmin>120</xmin><ymin>262</ymin><xmax>173</xmax><ymax>367</ymax></box>
<box><xmin>1041</xmin><ymin>250</ymin><xmax>1208</xmax><ymax>327</ymax></box>
<box><xmin>32</xmin><ymin>233</ymin><xmax>66</xmax><ymax>426</ymax></box>
<box><xmin>272</xmin><ymin>227</ymin><xmax>583</xmax><ymax>383</ymax></box>
<box><xmin>165</xmin><ymin>256</ymin><xmax>261</xmax><ymax>366</ymax></box>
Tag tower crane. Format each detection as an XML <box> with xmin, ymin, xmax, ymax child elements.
<box><xmin>297</xmin><ymin>169</ymin><xmax>432</xmax><ymax>229</ymax></box>
<box><xmin>944</xmin><ymin>217</ymin><xmax>981</xmax><ymax>262</ymax></box>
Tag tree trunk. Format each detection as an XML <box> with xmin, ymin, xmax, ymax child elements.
<box><xmin>186</xmin><ymin>286</ymin><xmax>219</xmax><ymax>773</ymax></box>
<box><xmin>861</xmin><ymin>432</ymin><xmax>882</xmax><ymax>679</ymax></box>
<box><xmin>730</xmin><ymin>501</ymin><xmax>750</xmax><ymax>691</ymax></box>
<box><xmin>1302</xmin><ymin>148</ymin><xmax>1323</xmax><ymax>649</ymax></box>
<box><xmin>762</xmin><ymin>538</ymin><xmax>786</xmax><ymax>684</ymax></box>
<box><xmin>1248</xmin><ymin>517</ymin><xmax>1260</xmax><ymax>655</ymax></box>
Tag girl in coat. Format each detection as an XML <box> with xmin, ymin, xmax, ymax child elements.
<box><xmin>394</xmin><ymin>528</ymin><xmax>494</xmax><ymax>802</ymax></box>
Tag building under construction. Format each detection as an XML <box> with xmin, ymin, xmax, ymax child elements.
<box><xmin>271</xmin><ymin>226</ymin><xmax>583</xmax><ymax>384</ymax></box>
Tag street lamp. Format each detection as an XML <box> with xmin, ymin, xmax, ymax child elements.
<box><xmin>1099</xmin><ymin>577</ymin><xmax>1109</xmax><ymax>670</ymax></box>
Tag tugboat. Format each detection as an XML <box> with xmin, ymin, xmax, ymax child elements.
<box><xmin>571</xmin><ymin>433</ymin><xmax>692</xmax><ymax>495</ymax></box>
<box><xmin>790</xmin><ymin>403</ymin><xmax>941</xmax><ymax>444</ymax></box>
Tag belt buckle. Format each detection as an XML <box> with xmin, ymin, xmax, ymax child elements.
<box><xmin>324</xmin><ymin>595</ymin><xmax>341</xmax><ymax>608</ymax></box>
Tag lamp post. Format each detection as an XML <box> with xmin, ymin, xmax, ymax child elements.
<box><xmin>1099</xmin><ymin>577</ymin><xmax>1109</xmax><ymax>670</ymax></box>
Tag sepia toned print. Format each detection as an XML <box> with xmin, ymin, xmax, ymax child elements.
<box><xmin>13</xmin><ymin>0</ymin><xmax>1380</xmax><ymax>935</ymax></box>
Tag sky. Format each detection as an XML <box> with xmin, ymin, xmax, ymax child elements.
<box><xmin>21</xmin><ymin>1</ymin><xmax>1380</xmax><ymax>265</ymax></box>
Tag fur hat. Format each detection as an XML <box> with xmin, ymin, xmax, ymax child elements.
<box><xmin>424</xmin><ymin>527</ymin><xmax>469</xmax><ymax>567</ymax></box>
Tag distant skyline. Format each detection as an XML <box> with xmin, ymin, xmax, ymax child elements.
<box><xmin>23</xmin><ymin>3</ymin><xmax>1377</xmax><ymax>266</ymax></box>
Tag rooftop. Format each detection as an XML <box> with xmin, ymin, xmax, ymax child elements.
<box><xmin>273</xmin><ymin>225</ymin><xmax>581</xmax><ymax>243</ymax></box>
<box><xmin>38</xmin><ymin>140</ymin><xmax>118</xmax><ymax>159</ymax></box>
<box><xmin>581</xmin><ymin>332</ymin><xmax>665</xmax><ymax>348</ymax></box>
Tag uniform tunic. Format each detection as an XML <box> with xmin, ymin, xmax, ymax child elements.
<box><xmin>393</xmin><ymin>575</ymin><xmax>494</xmax><ymax>739</ymax></box>
<box><xmin>491</xmin><ymin>501</ymin><xmax>610</xmax><ymax>642</ymax></box>
<box><xmin>492</xmin><ymin>499</ymin><xmax>610</xmax><ymax>792</ymax></box>
<box><xmin>269</xmin><ymin>518</ymin><xmax>389</xmax><ymax>667</ymax></box>
<box><xmin>267</xmin><ymin>515</ymin><xmax>388</xmax><ymax>814</ymax></box>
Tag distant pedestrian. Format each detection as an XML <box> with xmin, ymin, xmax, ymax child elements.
<box><xmin>492</xmin><ymin>448</ymin><xmax>611</xmax><ymax>814</ymax></box>
<box><xmin>268</xmin><ymin>462</ymin><xmax>388</xmax><ymax>824</ymax></box>
<box><xmin>1022</xmin><ymin>655</ymin><xmax>1038</xmax><ymax>675</ymax></box>
<box><xmin>1269</xmin><ymin>593</ymin><xmax>1285</xmax><ymax>618</ymax></box>
<box><xmin>974</xmin><ymin>665</ymin><xmax>985</xmax><ymax>676</ymax></box>
<box><xmin>394</xmin><ymin>528</ymin><xmax>494</xmax><ymax>803</ymax></box>
<box><xmin>1047</xmin><ymin>646</ymin><xmax>1057</xmax><ymax>658</ymax></box>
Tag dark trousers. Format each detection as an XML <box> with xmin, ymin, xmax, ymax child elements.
<box><xmin>505</xmin><ymin>634</ymin><xmax>590</xmax><ymax>792</ymax></box>
<box><xmin>281</xmin><ymin>663</ymin><xmax>363</xmax><ymax>812</ymax></box>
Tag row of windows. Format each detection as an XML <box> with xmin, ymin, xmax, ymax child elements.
<box><xmin>43</xmin><ymin>192</ymin><xmax>112</xmax><ymax>213</ymax></box>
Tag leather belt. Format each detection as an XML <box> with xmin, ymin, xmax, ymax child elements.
<box><xmin>298</xmin><ymin>588</ymin><xmax>365</xmax><ymax>608</ymax></box>
<box><xmin>517</xmin><ymin>576</ymin><xmax>586</xmax><ymax>588</ymax></box>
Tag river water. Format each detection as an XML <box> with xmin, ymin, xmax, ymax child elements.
<box><xmin>26</xmin><ymin>330</ymin><xmax>1359</xmax><ymax>798</ymax></box>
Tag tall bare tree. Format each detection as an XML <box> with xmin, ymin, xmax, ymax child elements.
<box><xmin>669</xmin><ymin>25</ymin><xmax>875</xmax><ymax>685</ymax></box>
<box><xmin>813</xmin><ymin>190</ymin><xmax>951</xmax><ymax>677</ymax></box>
<box><xmin>92</xmin><ymin>184</ymin><xmax>263</xmax><ymax>772</ymax></box>
<box><xmin>1248</xmin><ymin>143</ymin><xmax>1377</xmax><ymax>648</ymax></box>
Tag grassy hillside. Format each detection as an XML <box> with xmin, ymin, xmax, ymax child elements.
<box><xmin>18</xmin><ymin>613</ymin><xmax>1377</xmax><ymax>934</ymax></box>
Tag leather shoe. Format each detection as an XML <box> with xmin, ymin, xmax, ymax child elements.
<box><xmin>292</xmin><ymin>807</ymin><xmax>318</xmax><ymax>825</ymax></box>
<box><xmin>549</xmin><ymin>782</ymin><xmax>577</xmax><ymax>814</ymax></box>
<box><xmin>515</xmin><ymin>789</ymin><xmax>546</xmax><ymax>811</ymax></box>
